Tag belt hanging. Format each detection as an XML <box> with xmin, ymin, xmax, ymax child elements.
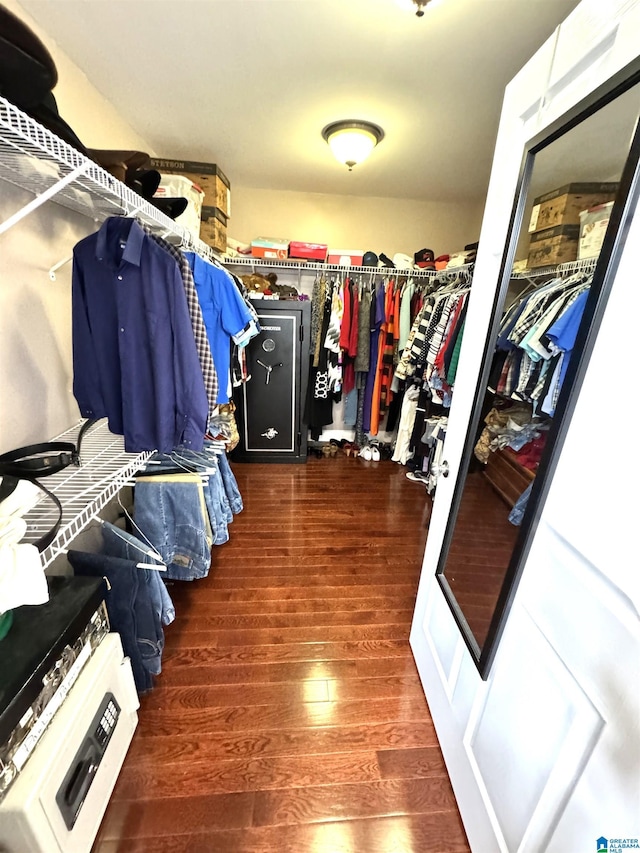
<box><xmin>0</xmin><ymin>418</ymin><xmax>100</xmax><ymax>552</ymax></box>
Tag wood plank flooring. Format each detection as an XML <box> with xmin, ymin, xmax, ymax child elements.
<box><xmin>92</xmin><ymin>454</ymin><xmax>470</xmax><ymax>853</ymax></box>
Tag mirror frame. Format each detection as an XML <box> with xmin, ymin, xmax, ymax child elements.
<box><xmin>435</xmin><ymin>57</ymin><xmax>640</xmax><ymax>679</ymax></box>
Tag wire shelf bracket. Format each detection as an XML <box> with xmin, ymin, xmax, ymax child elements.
<box><xmin>19</xmin><ymin>420</ymin><xmax>152</xmax><ymax>569</ymax></box>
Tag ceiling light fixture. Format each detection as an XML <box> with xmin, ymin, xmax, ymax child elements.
<box><xmin>322</xmin><ymin>121</ymin><xmax>385</xmax><ymax>171</ymax></box>
<box><xmin>411</xmin><ymin>0</ymin><xmax>431</xmax><ymax>17</ymax></box>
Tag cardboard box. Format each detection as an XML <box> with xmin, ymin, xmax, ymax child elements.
<box><xmin>527</xmin><ymin>224</ymin><xmax>579</xmax><ymax>268</ymax></box>
<box><xmin>528</xmin><ymin>182</ymin><xmax>618</xmax><ymax>233</ymax></box>
<box><xmin>251</xmin><ymin>237</ymin><xmax>289</xmax><ymax>261</ymax></box>
<box><xmin>289</xmin><ymin>241</ymin><xmax>327</xmax><ymax>262</ymax></box>
<box><xmin>578</xmin><ymin>201</ymin><xmax>614</xmax><ymax>259</ymax></box>
<box><xmin>327</xmin><ymin>249</ymin><xmax>364</xmax><ymax>266</ymax></box>
<box><xmin>199</xmin><ymin>206</ymin><xmax>228</xmax><ymax>253</ymax></box>
<box><xmin>149</xmin><ymin>158</ymin><xmax>231</xmax><ymax>216</ymax></box>
<box><xmin>154</xmin><ymin>174</ymin><xmax>204</xmax><ymax>239</ymax></box>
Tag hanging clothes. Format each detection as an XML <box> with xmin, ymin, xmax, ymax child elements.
<box><xmin>311</xmin><ymin>275</ymin><xmax>328</xmax><ymax>368</ymax></box>
<box><xmin>72</xmin><ymin>217</ymin><xmax>209</xmax><ymax>453</ymax></box>
<box><xmin>354</xmin><ymin>283</ymin><xmax>372</xmax><ymax>374</ymax></box>
<box><xmin>397</xmin><ymin>278</ymin><xmax>416</xmax><ymax>353</ymax></box>
<box><xmin>138</xmin><ymin>222</ymin><xmax>219</xmax><ymax>421</ymax></box>
<box><xmin>363</xmin><ymin>283</ymin><xmax>385</xmax><ymax>434</ymax></box>
<box><xmin>378</xmin><ymin>278</ymin><xmax>398</xmax><ymax>422</ymax></box>
<box><xmin>306</xmin><ymin>287</ymin><xmax>334</xmax><ymax>439</ymax></box>
<box><xmin>492</xmin><ymin>272</ymin><xmax>591</xmax><ymax>414</ymax></box>
<box><xmin>183</xmin><ymin>252</ymin><xmax>258</xmax><ymax>405</ymax></box>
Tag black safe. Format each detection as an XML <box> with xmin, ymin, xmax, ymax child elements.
<box><xmin>232</xmin><ymin>299</ymin><xmax>310</xmax><ymax>463</ymax></box>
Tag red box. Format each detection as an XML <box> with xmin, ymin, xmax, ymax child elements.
<box><xmin>327</xmin><ymin>249</ymin><xmax>364</xmax><ymax>266</ymax></box>
<box><xmin>288</xmin><ymin>241</ymin><xmax>328</xmax><ymax>261</ymax></box>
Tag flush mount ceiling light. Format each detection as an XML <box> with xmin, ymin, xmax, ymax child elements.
<box><xmin>322</xmin><ymin>121</ymin><xmax>385</xmax><ymax>171</ymax></box>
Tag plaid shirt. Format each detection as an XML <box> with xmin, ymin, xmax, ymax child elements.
<box><xmin>140</xmin><ymin>225</ymin><xmax>219</xmax><ymax>420</ymax></box>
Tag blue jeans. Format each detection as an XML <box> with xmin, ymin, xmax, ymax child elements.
<box><xmin>509</xmin><ymin>482</ymin><xmax>533</xmax><ymax>526</ymax></box>
<box><xmin>216</xmin><ymin>451</ymin><xmax>243</xmax><ymax>515</ymax></box>
<box><xmin>133</xmin><ymin>476</ymin><xmax>212</xmax><ymax>580</ymax></box>
<box><xmin>67</xmin><ymin>549</ymin><xmax>155</xmax><ymax>693</ymax></box>
<box><xmin>204</xmin><ymin>467</ymin><xmax>230</xmax><ymax>545</ymax></box>
<box><xmin>101</xmin><ymin>520</ymin><xmax>175</xmax><ymax>627</ymax></box>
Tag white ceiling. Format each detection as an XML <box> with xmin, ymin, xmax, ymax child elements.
<box><xmin>20</xmin><ymin>0</ymin><xmax>581</xmax><ymax>203</ymax></box>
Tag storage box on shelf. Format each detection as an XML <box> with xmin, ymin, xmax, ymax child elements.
<box><xmin>527</xmin><ymin>182</ymin><xmax>619</xmax><ymax>232</ymax></box>
<box><xmin>578</xmin><ymin>201</ymin><xmax>615</xmax><ymax>259</ymax></box>
<box><xmin>327</xmin><ymin>249</ymin><xmax>364</xmax><ymax>265</ymax></box>
<box><xmin>288</xmin><ymin>241</ymin><xmax>327</xmax><ymax>262</ymax></box>
<box><xmin>149</xmin><ymin>158</ymin><xmax>230</xmax><ymax>216</ymax></box>
<box><xmin>200</xmin><ymin>205</ymin><xmax>228</xmax><ymax>253</ymax></box>
<box><xmin>527</xmin><ymin>223</ymin><xmax>580</xmax><ymax>268</ymax></box>
<box><xmin>251</xmin><ymin>237</ymin><xmax>290</xmax><ymax>260</ymax></box>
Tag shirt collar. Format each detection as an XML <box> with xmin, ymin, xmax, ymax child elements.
<box><xmin>95</xmin><ymin>217</ymin><xmax>144</xmax><ymax>267</ymax></box>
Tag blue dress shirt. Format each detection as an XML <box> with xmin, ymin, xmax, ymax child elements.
<box><xmin>183</xmin><ymin>253</ymin><xmax>254</xmax><ymax>404</ymax></box>
<box><xmin>72</xmin><ymin>218</ymin><xmax>208</xmax><ymax>453</ymax></box>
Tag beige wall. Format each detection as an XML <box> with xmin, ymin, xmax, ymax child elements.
<box><xmin>230</xmin><ymin>186</ymin><xmax>485</xmax><ymax>259</ymax></box>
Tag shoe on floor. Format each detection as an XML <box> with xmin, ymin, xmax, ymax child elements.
<box><xmin>406</xmin><ymin>470</ymin><xmax>429</xmax><ymax>484</ymax></box>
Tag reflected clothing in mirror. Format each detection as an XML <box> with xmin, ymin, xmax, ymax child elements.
<box><xmin>509</xmin><ymin>483</ymin><xmax>533</xmax><ymax>526</ymax></box>
<box><xmin>441</xmin><ymin>273</ymin><xmax>596</xmax><ymax>649</ymax></box>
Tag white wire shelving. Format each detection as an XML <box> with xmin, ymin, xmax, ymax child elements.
<box><xmin>20</xmin><ymin>421</ymin><xmax>151</xmax><ymax>569</ymax></box>
<box><xmin>0</xmin><ymin>95</ymin><xmax>219</xmax><ymax>266</ymax></box>
<box><xmin>220</xmin><ymin>255</ymin><xmax>441</xmax><ymax>279</ymax></box>
<box><xmin>0</xmin><ymin>98</ymin><xmax>222</xmax><ymax>566</ymax></box>
<box><xmin>510</xmin><ymin>256</ymin><xmax>598</xmax><ymax>279</ymax></box>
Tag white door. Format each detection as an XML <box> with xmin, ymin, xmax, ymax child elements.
<box><xmin>410</xmin><ymin>3</ymin><xmax>640</xmax><ymax>852</ymax></box>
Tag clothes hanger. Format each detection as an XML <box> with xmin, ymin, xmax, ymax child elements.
<box><xmin>172</xmin><ymin>448</ymin><xmax>217</xmax><ymax>476</ymax></box>
<box><xmin>99</xmin><ymin>517</ymin><xmax>167</xmax><ymax>571</ymax></box>
<box><xmin>85</xmin><ymin>511</ymin><xmax>167</xmax><ymax>571</ymax></box>
<box><xmin>114</xmin><ymin>493</ymin><xmax>167</xmax><ymax>569</ymax></box>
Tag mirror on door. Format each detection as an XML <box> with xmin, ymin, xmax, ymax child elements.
<box><xmin>435</xmin><ymin>77</ymin><xmax>640</xmax><ymax>672</ymax></box>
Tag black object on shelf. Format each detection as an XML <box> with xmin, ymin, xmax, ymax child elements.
<box><xmin>0</xmin><ymin>575</ymin><xmax>106</xmax><ymax>748</ymax></box>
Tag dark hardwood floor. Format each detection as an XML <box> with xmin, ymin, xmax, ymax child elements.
<box><xmin>92</xmin><ymin>453</ymin><xmax>471</xmax><ymax>853</ymax></box>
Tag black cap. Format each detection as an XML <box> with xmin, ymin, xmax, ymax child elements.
<box><xmin>414</xmin><ymin>248</ymin><xmax>435</xmax><ymax>269</ymax></box>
